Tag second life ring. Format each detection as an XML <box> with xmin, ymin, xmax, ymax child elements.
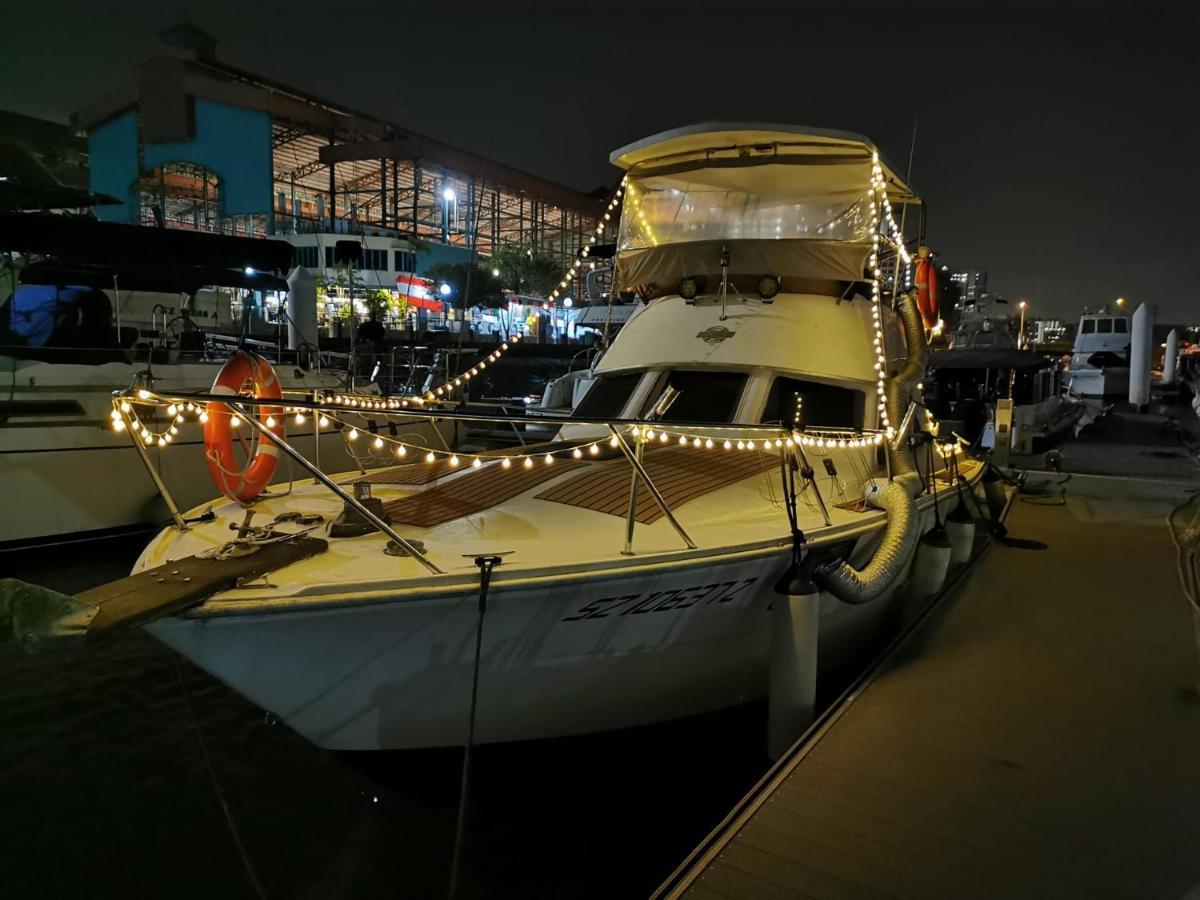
<box><xmin>914</xmin><ymin>248</ymin><xmax>940</xmax><ymax>331</ymax></box>
<box><xmin>204</xmin><ymin>351</ymin><xmax>285</xmax><ymax>503</ymax></box>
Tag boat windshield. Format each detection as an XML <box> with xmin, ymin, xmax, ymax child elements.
<box><xmin>573</xmin><ymin>371</ymin><xmax>643</xmax><ymax>419</ymax></box>
<box><xmin>639</xmin><ymin>370</ymin><xmax>748</xmax><ymax>424</ymax></box>
<box><xmin>759</xmin><ymin>376</ymin><xmax>864</xmax><ymax>429</ymax></box>
<box><xmin>619</xmin><ymin>167</ymin><xmax>873</xmax><ymax>251</ymax></box>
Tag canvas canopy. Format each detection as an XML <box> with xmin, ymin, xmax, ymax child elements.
<box><xmin>607</xmin><ymin>124</ymin><xmax>916</xmax><ymax>292</ymax></box>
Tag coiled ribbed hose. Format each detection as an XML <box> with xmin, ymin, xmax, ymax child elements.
<box><xmin>813</xmin><ymin>292</ymin><xmax>928</xmax><ymax>604</ymax></box>
<box><xmin>885</xmin><ymin>291</ymin><xmax>927</xmax><ymax>484</ymax></box>
<box><xmin>814</xmin><ymin>480</ymin><xmax>920</xmax><ymax>604</ymax></box>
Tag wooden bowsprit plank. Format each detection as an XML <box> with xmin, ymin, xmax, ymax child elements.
<box><xmin>1</xmin><ymin>537</ymin><xmax>327</xmax><ymax>649</ymax></box>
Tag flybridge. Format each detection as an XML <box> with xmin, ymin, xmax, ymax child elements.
<box><xmin>606</xmin><ymin>124</ymin><xmax>921</xmax><ymax>298</ymax></box>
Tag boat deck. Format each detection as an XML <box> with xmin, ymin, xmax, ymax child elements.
<box><xmin>137</xmin><ymin>449</ymin><xmax>980</xmax><ymax>609</ymax></box>
<box><xmin>662</xmin><ymin>457</ymin><xmax>1200</xmax><ymax>898</ymax></box>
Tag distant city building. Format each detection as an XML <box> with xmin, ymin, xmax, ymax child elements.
<box><xmin>1035</xmin><ymin>319</ymin><xmax>1068</xmax><ymax>344</ymax></box>
<box><xmin>964</xmin><ymin>270</ymin><xmax>989</xmax><ymax>305</ymax></box>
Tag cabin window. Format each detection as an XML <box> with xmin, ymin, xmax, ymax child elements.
<box><xmin>1082</xmin><ymin>320</ymin><xmax>1096</xmax><ymax>334</ymax></box>
<box><xmin>295</xmin><ymin>246</ymin><xmax>319</xmax><ymax>268</ymax></box>
<box><xmin>394</xmin><ymin>250</ymin><xmax>416</xmax><ymax>273</ymax></box>
<box><xmin>1097</xmin><ymin>319</ymin><xmax>1113</xmax><ymax>333</ymax></box>
<box><xmin>640</xmin><ymin>370</ymin><xmax>748</xmax><ymax>423</ymax></box>
<box><xmin>760</xmin><ymin>376</ymin><xmax>864</xmax><ymax>429</ymax></box>
<box><xmin>325</xmin><ymin>247</ymin><xmax>335</xmax><ymax>268</ymax></box>
<box><xmin>573</xmin><ymin>371</ymin><xmax>643</xmax><ymax>419</ymax></box>
<box><xmin>1114</xmin><ymin>319</ymin><xmax>1128</xmax><ymax>333</ymax></box>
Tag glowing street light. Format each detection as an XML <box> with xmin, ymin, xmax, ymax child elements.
<box><xmin>442</xmin><ymin>187</ymin><xmax>456</xmax><ymax>202</ymax></box>
<box><xmin>1116</xmin><ymin>296</ymin><xmax>1126</xmax><ymax>308</ymax></box>
<box><xmin>491</xmin><ymin>268</ymin><xmax>501</xmax><ymax>278</ymax></box>
<box><xmin>1018</xmin><ymin>300</ymin><xmax>1028</xmax><ymax>349</ymax></box>
<box><xmin>439</xmin><ymin>283</ymin><xmax>452</xmax><ymax>297</ymax></box>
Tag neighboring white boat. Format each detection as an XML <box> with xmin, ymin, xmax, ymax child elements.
<box><xmin>1067</xmin><ymin>310</ymin><xmax>1131</xmax><ymax>398</ymax></box>
<box><xmin>927</xmin><ymin>348</ymin><xmax>1081</xmax><ymax>454</ymax></box>
<box><xmin>0</xmin><ymin>215</ymin><xmax>453</xmax><ymax>547</ymax></box>
<box><xmin>109</xmin><ymin>124</ymin><xmax>986</xmax><ymax>752</ymax></box>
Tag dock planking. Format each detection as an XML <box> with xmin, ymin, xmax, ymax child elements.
<box><xmin>662</xmin><ymin>473</ymin><xmax>1200</xmax><ymax>900</ymax></box>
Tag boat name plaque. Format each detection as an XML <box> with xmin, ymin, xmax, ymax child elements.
<box><xmin>561</xmin><ymin>578</ymin><xmax>758</xmax><ymax>622</ymax></box>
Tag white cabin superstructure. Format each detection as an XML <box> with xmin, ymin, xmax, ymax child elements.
<box><xmin>1068</xmin><ymin>310</ymin><xmax>1131</xmax><ymax>397</ymax></box>
<box><xmin>91</xmin><ymin>125</ymin><xmax>987</xmax><ymax>752</ymax></box>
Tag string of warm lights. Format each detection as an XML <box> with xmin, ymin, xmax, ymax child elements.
<box><xmin>546</xmin><ymin>177</ymin><xmax>629</xmax><ymax>306</ymax></box>
<box><xmin>619</xmin><ymin>177</ymin><xmax>658</xmax><ymax>251</ymax></box>
<box><xmin>320</xmin><ymin>404</ymin><xmax>886</xmax><ymax>469</ymax></box>
<box><xmin>110</xmin><ymin>395</ymin><xmax>206</xmax><ymax>447</ymax></box>
<box><xmin>415</xmin><ymin>333</ymin><xmax>521</xmax><ymax>400</ymax></box>
<box><xmin>872</xmin><ymin>156</ymin><xmax>912</xmax><ymax>271</ymax></box>
<box><xmin>867</xmin><ymin>155</ymin><xmax>893</xmax><ymax>437</ymax></box>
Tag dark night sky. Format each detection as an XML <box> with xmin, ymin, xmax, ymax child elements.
<box><xmin>2</xmin><ymin>0</ymin><xmax>1197</xmax><ymax>321</ymax></box>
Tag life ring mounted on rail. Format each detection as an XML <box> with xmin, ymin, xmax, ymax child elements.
<box><xmin>204</xmin><ymin>351</ymin><xmax>285</xmax><ymax>503</ymax></box>
<box><xmin>913</xmin><ymin>246</ymin><xmax>940</xmax><ymax>332</ymax></box>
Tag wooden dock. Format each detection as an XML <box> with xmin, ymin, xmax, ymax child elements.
<box><xmin>660</xmin><ymin>456</ymin><xmax>1200</xmax><ymax>898</ymax></box>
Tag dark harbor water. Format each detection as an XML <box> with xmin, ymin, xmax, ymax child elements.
<box><xmin>1</xmin><ymin>533</ymin><xmax>883</xmax><ymax>899</ymax></box>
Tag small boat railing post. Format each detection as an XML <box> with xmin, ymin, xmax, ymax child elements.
<box><xmin>120</xmin><ymin>406</ymin><xmax>189</xmax><ymax>532</ymax></box>
<box><xmin>229</xmin><ymin>401</ymin><xmax>443</xmax><ymax>575</ymax></box>
<box><xmin>608</xmin><ymin>425</ymin><xmax>697</xmax><ymax>552</ymax></box>
<box><xmin>620</xmin><ymin>430</ymin><xmax>643</xmax><ymax>556</ymax></box>
<box><xmin>790</xmin><ymin>436</ymin><xmax>833</xmax><ymax>528</ymax></box>
<box><xmin>312</xmin><ymin>402</ymin><xmax>322</xmax><ymax>485</ymax></box>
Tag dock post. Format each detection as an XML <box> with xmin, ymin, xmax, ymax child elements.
<box><xmin>1128</xmin><ymin>302</ymin><xmax>1154</xmax><ymax>411</ymax></box>
<box><xmin>768</xmin><ymin>573</ymin><xmax>821</xmax><ymax>760</ymax></box>
<box><xmin>1163</xmin><ymin>329</ymin><xmax>1179</xmax><ymax>385</ymax></box>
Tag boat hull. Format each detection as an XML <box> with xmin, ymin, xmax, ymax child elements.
<box><xmin>0</xmin><ymin>357</ymin><xmax>454</xmax><ymax>547</ymax></box>
<box><xmin>1067</xmin><ymin>366</ymin><xmax>1129</xmax><ymax>398</ymax></box>
<box><xmin>148</xmin><ymin>546</ymin><xmax>905</xmax><ymax>751</ymax></box>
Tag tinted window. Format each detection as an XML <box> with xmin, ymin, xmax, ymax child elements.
<box><xmin>761</xmin><ymin>376</ymin><xmax>864</xmax><ymax>429</ymax></box>
<box><xmin>643</xmin><ymin>370</ymin><xmax>747</xmax><ymax>424</ymax></box>
<box><xmin>1114</xmin><ymin>318</ymin><xmax>1128</xmax><ymax>333</ymax></box>
<box><xmin>1098</xmin><ymin>319</ymin><xmax>1113</xmax><ymax>333</ymax></box>
<box><xmin>573</xmin><ymin>371</ymin><xmax>643</xmax><ymax>418</ymax></box>
<box><xmin>1082</xmin><ymin>319</ymin><xmax>1096</xmax><ymax>334</ymax></box>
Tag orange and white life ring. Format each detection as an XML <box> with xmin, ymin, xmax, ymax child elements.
<box><xmin>913</xmin><ymin>248</ymin><xmax>940</xmax><ymax>331</ymax></box>
<box><xmin>204</xmin><ymin>351</ymin><xmax>284</xmax><ymax>503</ymax></box>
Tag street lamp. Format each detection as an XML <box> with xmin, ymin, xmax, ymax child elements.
<box><xmin>442</xmin><ymin>187</ymin><xmax>457</xmax><ymax>236</ymax></box>
<box><xmin>439</xmin><ymin>283</ymin><xmax>452</xmax><ymax>298</ymax></box>
<box><xmin>1116</xmin><ymin>296</ymin><xmax>1126</xmax><ymax>308</ymax></box>
<box><xmin>1018</xmin><ymin>300</ymin><xmax>1028</xmax><ymax>349</ymax></box>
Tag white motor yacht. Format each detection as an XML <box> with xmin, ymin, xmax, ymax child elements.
<box><xmin>72</xmin><ymin>125</ymin><xmax>986</xmax><ymax>752</ymax></box>
<box><xmin>1067</xmin><ymin>309</ymin><xmax>1131</xmax><ymax>398</ymax></box>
